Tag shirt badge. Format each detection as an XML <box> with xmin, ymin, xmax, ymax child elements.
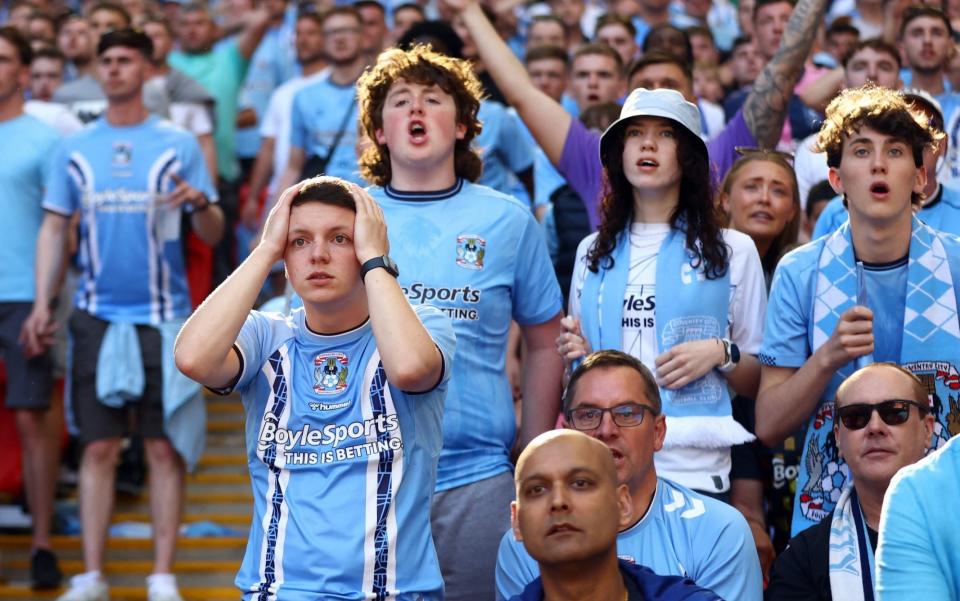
<box><xmin>456</xmin><ymin>234</ymin><xmax>485</xmax><ymax>270</ymax></box>
<box><xmin>313</xmin><ymin>352</ymin><xmax>349</xmax><ymax>395</ymax></box>
<box><xmin>112</xmin><ymin>141</ymin><xmax>133</xmax><ymax>166</ymax></box>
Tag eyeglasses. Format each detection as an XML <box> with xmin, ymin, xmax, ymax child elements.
<box><xmin>734</xmin><ymin>146</ymin><xmax>795</xmax><ymax>166</ymax></box>
<box><xmin>565</xmin><ymin>403</ymin><xmax>657</xmax><ymax>431</ymax></box>
<box><xmin>835</xmin><ymin>399</ymin><xmax>929</xmax><ymax>430</ymax></box>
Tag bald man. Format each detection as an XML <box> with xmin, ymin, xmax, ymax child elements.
<box><xmin>510</xmin><ymin>430</ymin><xmax>721</xmax><ymax>601</ymax></box>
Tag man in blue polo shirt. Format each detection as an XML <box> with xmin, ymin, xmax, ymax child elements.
<box><xmin>496</xmin><ymin>351</ymin><xmax>762</xmax><ymax>601</ymax></box>
<box><xmin>275</xmin><ymin>6</ymin><xmax>368</xmax><ymax>190</ymax></box>
<box><xmin>21</xmin><ymin>29</ymin><xmax>222</xmax><ymax>601</ymax></box>
<box><xmin>175</xmin><ymin>176</ymin><xmax>455</xmax><ymax>600</ymax></box>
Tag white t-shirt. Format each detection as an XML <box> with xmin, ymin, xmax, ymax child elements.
<box><xmin>24</xmin><ymin>100</ymin><xmax>84</xmax><ymax>136</ymax></box>
<box><xmin>259</xmin><ymin>69</ymin><xmax>330</xmax><ymax>195</ymax></box>
<box><xmin>569</xmin><ymin>223</ymin><xmax>767</xmax><ymax>492</ymax></box>
<box><xmin>168</xmin><ymin>102</ymin><xmax>213</xmax><ymax>137</ymax></box>
<box><xmin>793</xmin><ymin>132</ymin><xmax>827</xmax><ymax>212</ymax></box>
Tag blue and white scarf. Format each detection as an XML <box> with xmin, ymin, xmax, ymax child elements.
<box><xmin>829</xmin><ymin>485</ymin><xmax>875</xmax><ymax>601</ymax></box>
<box><xmin>794</xmin><ymin>216</ymin><xmax>960</xmax><ymax>531</ymax></box>
<box><xmin>580</xmin><ymin>226</ymin><xmax>754</xmax><ymax>449</ymax></box>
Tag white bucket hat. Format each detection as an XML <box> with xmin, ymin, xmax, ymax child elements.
<box><xmin>599</xmin><ymin>87</ymin><xmax>708</xmax><ymax>167</ymax></box>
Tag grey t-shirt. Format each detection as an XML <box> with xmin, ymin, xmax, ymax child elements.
<box><xmin>53</xmin><ymin>74</ymin><xmax>170</xmax><ymax>123</ymax></box>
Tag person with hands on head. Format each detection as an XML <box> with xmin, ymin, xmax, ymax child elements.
<box><xmin>556</xmin><ymin>88</ymin><xmax>768</xmax><ymax>501</ymax></box>
<box><xmin>20</xmin><ymin>28</ymin><xmax>222</xmax><ymax>601</ymax></box>
<box><xmin>756</xmin><ymin>84</ymin><xmax>960</xmax><ymax>536</ymax></box>
<box><xmin>175</xmin><ymin>176</ymin><xmax>455</xmax><ymax>601</ymax></box>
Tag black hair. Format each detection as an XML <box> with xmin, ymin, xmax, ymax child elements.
<box><xmin>843</xmin><ymin>37</ymin><xmax>901</xmax><ymax>71</ymax></box>
<box><xmin>96</xmin><ymin>27</ymin><xmax>153</xmax><ymax>57</ymax></box>
<box><xmin>525</xmin><ymin>44</ymin><xmax>569</xmax><ymax>66</ymax></box>
<box><xmin>292</xmin><ymin>176</ymin><xmax>357</xmax><ymax>211</ymax></box>
<box><xmin>0</xmin><ymin>25</ymin><xmax>33</xmax><ymax>65</ymax></box>
<box><xmin>806</xmin><ymin>179</ymin><xmax>836</xmax><ymax>219</ymax></box>
<box><xmin>353</xmin><ymin>0</ymin><xmax>385</xmax><ymax>15</ymax></box>
<box><xmin>563</xmin><ymin>350</ymin><xmax>662</xmax><ymax>414</ymax></box>
<box><xmin>397</xmin><ymin>20</ymin><xmax>464</xmax><ymax>59</ymax></box>
<box><xmin>642</xmin><ymin>24</ymin><xmax>692</xmax><ymax>65</ymax></box>
<box><xmin>900</xmin><ymin>4</ymin><xmax>952</xmax><ymax>39</ymax></box>
<box><xmin>626</xmin><ymin>50</ymin><xmax>693</xmax><ymax>86</ymax></box>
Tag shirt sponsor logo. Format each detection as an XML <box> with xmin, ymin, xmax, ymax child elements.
<box><xmin>313</xmin><ymin>352</ymin><xmax>348</xmax><ymax>395</ymax></box>
<box><xmin>257</xmin><ymin>413</ymin><xmax>399</xmax><ymax>451</ymax></box>
<box><xmin>456</xmin><ymin>234</ymin><xmax>485</xmax><ymax>270</ymax></box>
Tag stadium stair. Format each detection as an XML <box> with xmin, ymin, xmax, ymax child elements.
<box><xmin>0</xmin><ymin>396</ymin><xmax>250</xmax><ymax>600</ymax></box>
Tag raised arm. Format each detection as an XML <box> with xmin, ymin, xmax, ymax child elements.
<box><xmin>756</xmin><ymin>306</ymin><xmax>873</xmax><ymax>445</ymax></box>
<box><xmin>174</xmin><ymin>184</ymin><xmax>297</xmax><ymax>388</ymax></box>
<box><xmin>351</xmin><ymin>185</ymin><xmax>445</xmax><ymax>392</ymax></box>
<box><xmin>450</xmin><ymin>0</ymin><xmax>571</xmax><ymax>165</ymax></box>
<box><xmin>742</xmin><ymin>0</ymin><xmax>829</xmax><ymax>148</ymax></box>
<box><xmin>235</xmin><ymin>5</ymin><xmax>273</xmax><ymax>60</ymax></box>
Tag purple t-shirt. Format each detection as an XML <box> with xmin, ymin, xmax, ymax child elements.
<box><xmin>559</xmin><ymin>108</ymin><xmax>756</xmax><ymax>231</ymax></box>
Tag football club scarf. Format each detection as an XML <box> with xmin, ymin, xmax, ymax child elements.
<box><xmin>793</xmin><ymin>216</ymin><xmax>960</xmax><ymax>533</ymax></box>
<box><xmin>829</xmin><ymin>485</ymin><xmax>875</xmax><ymax>601</ymax></box>
<box><xmin>580</xmin><ymin>225</ymin><xmax>754</xmax><ymax>448</ymax></box>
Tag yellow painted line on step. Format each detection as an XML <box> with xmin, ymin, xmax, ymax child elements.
<box><xmin>206</xmin><ymin>401</ymin><xmax>242</xmax><ymax>414</ymax></box>
<box><xmin>0</xmin><ymin>585</ymin><xmax>240</xmax><ymax>600</ymax></box>
<box><xmin>4</xmin><ymin>559</ymin><xmax>240</xmax><ymax>573</ymax></box>
<box><xmin>187</xmin><ymin>472</ymin><xmax>249</xmax><ymax>485</ymax></box>
<box><xmin>198</xmin><ymin>453</ymin><xmax>247</xmax><ymax>467</ymax></box>
<box><xmin>206</xmin><ymin>420</ymin><xmax>243</xmax><ymax>433</ymax></box>
<box><xmin>0</xmin><ymin>535</ymin><xmax>247</xmax><ymax>550</ymax></box>
<box><xmin>112</xmin><ymin>513</ymin><xmax>251</xmax><ymax>525</ymax></box>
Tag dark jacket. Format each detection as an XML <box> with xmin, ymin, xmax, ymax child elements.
<box><xmin>765</xmin><ymin>510</ymin><xmax>878</xmax><ymax>601</ymax></box>
<box><xmin>509</xmin><ymin>559</ymin><xmax>724</xmax><ymax>601</ymax></box>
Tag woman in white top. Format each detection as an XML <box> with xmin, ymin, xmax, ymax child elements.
<box><xmin>558</xmin><ymin>88</ymin><xmax>768</xmax><ymax>498</ymax></box>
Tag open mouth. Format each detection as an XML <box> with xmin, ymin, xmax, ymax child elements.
<box><xmin>409</xmin><ymin>121</ymin><xmax>426</xmax><ymax>141</ymax></box>
<box><xmin>751</xmin><ymin>211</ymin><xmax>773</xmax><ymax>221</ymax></box>
<box><xmin>870</xmin><ymin>182</ymin><xmax>890</xmax><ymax>196</ymax></box>
<box><xmin>609</xmin><ymin>448</ymin><xmax>625</xmax><ymax>462</ymax></box>
<box><xmin>637</xmin><ymin>159</ymin><xmax>659</xmax><ymax>168</ymax></box>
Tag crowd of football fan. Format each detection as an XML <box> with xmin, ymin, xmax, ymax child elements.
<box><xmin>2</xmin><ymin>0</ymin><xmax>960</xmax><ymax>597</ymax></box>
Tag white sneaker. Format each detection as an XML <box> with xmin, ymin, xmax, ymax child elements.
<box><xmin>56</xmin><ymin>572</ymin><xmax>109</xmax><ymax>601</ymax></box>
<box><xmin>146</xmin><ymin>573</ymin><xmax>185</xmax><ymax>601</ymax></box>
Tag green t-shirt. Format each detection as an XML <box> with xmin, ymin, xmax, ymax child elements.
<box><xmin>169</xmin><ymin>40</ymin><xmax>248</xmax><ymax>182</ymax></box>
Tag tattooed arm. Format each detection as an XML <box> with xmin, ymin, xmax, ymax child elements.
<box><xmin>742</xmin><ymin>0</ymin><xmax>829</xmax><ymax>149</ymax></box>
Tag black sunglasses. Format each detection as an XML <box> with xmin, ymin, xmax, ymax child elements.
<box><xmin>835</xmin><ymin>399</ymin><xmax>929</xmax><ymax>430</ymax></box>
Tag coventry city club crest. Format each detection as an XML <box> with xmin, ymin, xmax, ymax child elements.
<box><xmin>456</xmin><ymin>234</ymin><xmax>486</xmax><ymax>270</ymax></box>
<box><xmin>112</xmin><ymin>141</ymin><xmax>133</xmax><ymax>166</ymax></box>
<box><xmin>313</xmin><ymin>352</ymin><xmax>348</xmax><ymax>395</ymax></box>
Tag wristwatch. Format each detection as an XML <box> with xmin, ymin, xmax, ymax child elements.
<box><xmin>717</xmin><ymin>338</ymin><xmax>740</xmax><ymax>373</ymax></box>
<box><xmin>360</xmin><ymin>255</ymin><xmax>400</xmax><ymax>280</ymax></box>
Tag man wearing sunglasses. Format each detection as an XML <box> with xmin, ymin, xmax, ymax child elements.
<box><xmin>766</xmin><ymin>362</ymin><xmax>933</xmax><ymax>600</ymax></box>
<box><xmin>496</xmin><ymin>350</ymin><xmax>762</xmax><ymax>601</ymax></box>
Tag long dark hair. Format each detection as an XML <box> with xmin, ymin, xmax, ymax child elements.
<box><xmin>587</xmin><ymin>121</ymin><xmax>730</xmax><ymax>278</ymax></box>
